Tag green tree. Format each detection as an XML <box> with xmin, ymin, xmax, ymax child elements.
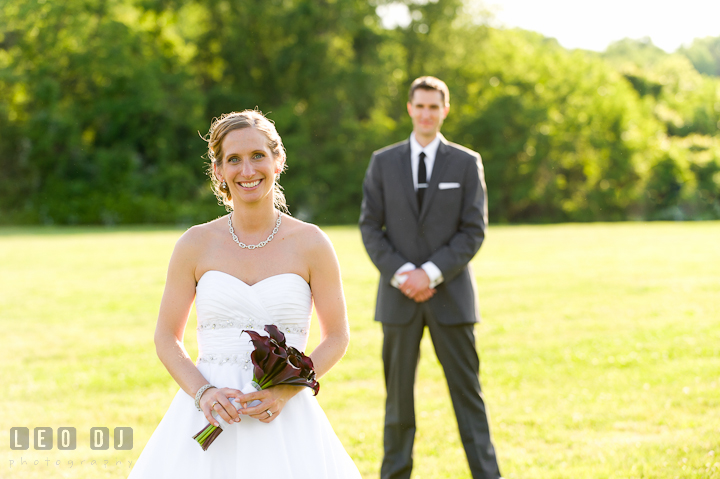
<box><xmin>442</xmin><ymin>28</ymin><xmax>660</xmax><ymax>222</ymax></box>
<box><xmin>679</xmin><ymin>35</ymin><xmax>720</xmax><ymax>77</ymax></box>
<box><xmin>2</xmin><ymin>0</ymin><xmax>719</xmax><ymax>224</ymax></box>
<box><xmin>601</xmin><ymin>37</ymin><xmax>720</xmax><ymax>138</ymax></box>
<box><xmin>152</xmin><ymin>0</ymin><xmax>393</xmax><ymax>223</ymax></box>
<box><xmin>0</xmin><ymin>0</ymin><xmax>207</xmax><ymax>224</ymax></box>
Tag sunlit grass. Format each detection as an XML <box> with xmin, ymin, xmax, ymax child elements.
<box><xmin>1</xmin><ymin>222</ymin><xmax>719</xmax><ymax>478</ymax></box>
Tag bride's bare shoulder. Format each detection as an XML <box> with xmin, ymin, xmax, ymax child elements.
<box><xmin>174</xmin><ymin>215</ymin><xmax>228</xmax><ymax>253</ymax></box>
<box><xmin>282</xmin><ymin>215</ymin><xmax>335</xmax><ymax>257</ymax></box>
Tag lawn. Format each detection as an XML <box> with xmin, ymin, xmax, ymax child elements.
<box><xmin>1</xmin><ymin>222</ymin><xmax>719</xmax><ymax>478</ymax></box>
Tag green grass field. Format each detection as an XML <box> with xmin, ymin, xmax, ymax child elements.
<box><xmin>1</xmin><ymin>222</ymin><xmax>719</xmax><ymax>479</ymax></box>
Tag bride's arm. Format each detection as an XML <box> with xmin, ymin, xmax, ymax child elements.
<box><xmin>154</xmin><ymin>227</ymin><xmax>243</xmax><ymax>427</ymax></box>
<box><xmin>303</xmin><ymin>226</ymin><xmax>350</xmax><ymax>378</ymax></box>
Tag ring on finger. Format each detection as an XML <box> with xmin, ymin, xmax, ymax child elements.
<box><xmin>266</xmin><ymin>409</ymin><xmax>273</xmax><ymax>418</ymax></box>
<box><xmin>211</xmin><ymin>401</ymin><xmax>219</xmax><ymax>409</ymax></box>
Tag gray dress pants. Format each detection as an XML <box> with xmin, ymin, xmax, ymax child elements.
<box><xmin>381</xmin><ymin>304</ymin><xmax>501</xmax><ymax>479</ymax></box>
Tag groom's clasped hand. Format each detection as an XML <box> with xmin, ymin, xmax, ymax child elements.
<box><xmin>397</xmin><ymin>269</ymin><xmax>436</xmax><ymax>303</ymax></box>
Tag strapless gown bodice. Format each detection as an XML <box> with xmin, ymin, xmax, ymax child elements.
<box><xmin>128</xmin><ymin>271</ymin><xmax>361</xmax><ymax>479</ymax></box>
<box><xmin>195</xmin><ymin>271</ymin><xmax>313</xmax><ymax>365</ymax></box>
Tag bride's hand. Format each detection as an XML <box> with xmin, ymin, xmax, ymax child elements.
<box><xmin>199</xmin><ymin>387</ymin><xmax>244</xmax><ymax>427</ymax></box>
<box><xmin>237</xmin><ymin>385</ymin><xmax>304</xmax><ymax>423</ymax></box>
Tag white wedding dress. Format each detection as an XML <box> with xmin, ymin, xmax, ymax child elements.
<box><xmin>128</xmin><ymin>271</ymin><xmax>362</xmax><ymax>479</ymax></box>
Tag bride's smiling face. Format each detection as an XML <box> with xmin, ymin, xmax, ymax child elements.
<box><xmin>215</xmin><ymin>127</ymin><xmax>283</xmax><ymax>206</ymax></box>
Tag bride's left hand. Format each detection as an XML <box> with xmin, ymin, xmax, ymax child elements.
<box><xmin>237</xmin><ymin>385</ymin><xmax>304</xmax><ymax>423</ymax></box>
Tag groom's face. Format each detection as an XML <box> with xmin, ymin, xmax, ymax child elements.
<box><xmin>407</xmin><ymin>89</ymin><xmax>449</xmax><ymax>139</ymax></box>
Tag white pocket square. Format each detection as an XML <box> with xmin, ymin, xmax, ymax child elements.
<box><xmin>438</xmin><ymin>182</ymin><xmax>461</xmax><ymax>190</ymax></box>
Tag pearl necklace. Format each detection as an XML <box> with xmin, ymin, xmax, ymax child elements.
<box><xmin>228</xmin><ymin>212</ymin><xmax>281</xmax><ymax>250</ymax></box>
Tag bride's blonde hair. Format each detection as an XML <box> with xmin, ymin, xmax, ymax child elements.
<box><xmin>204</xmin><ymin>110</ymin><xmax>288</xmax><ymax>213</ymax></box>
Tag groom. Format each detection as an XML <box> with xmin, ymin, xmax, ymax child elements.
<box><xmin>360</xmin><ymin>76</ymin><xmax>502</xmax><ymax>479</ymax></box>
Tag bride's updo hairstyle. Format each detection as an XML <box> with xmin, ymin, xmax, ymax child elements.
<box><xmin>204</xmin><ymin>110</ymin><xmax>288</xmax><ymax>213</ymax></box>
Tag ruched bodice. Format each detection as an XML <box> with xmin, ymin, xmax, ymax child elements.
<box><xmin>195</xmin><ymin>271</ymin><xmax>312</xmax><ymax>367</ymax></box>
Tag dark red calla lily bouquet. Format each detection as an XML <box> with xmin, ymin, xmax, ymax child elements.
<box><xmin>193</xmin><ymin>325</ymin><xmax>319</xmax><ymax>451</ymax></box>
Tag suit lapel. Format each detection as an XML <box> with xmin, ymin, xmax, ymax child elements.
<box><xmin>419</xmin><ymin>135</ymin><xmax>450</xmax><ymax>221</ymax></box>
<box><xmin>397</xmin><ymin>141</ymin><xmax>419</xmax><ymax>217</ymax></box>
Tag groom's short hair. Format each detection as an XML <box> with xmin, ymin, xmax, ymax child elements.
<box><xmin>408</xmin><ymin>76</ymin><xmax>450</xmax><ymax>106</ymax></box>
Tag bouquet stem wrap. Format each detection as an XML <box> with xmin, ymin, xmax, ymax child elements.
<box><xmin>240</xmin><ymin>381</ymin><xmax>262</xmax><ymax>408</ymax></box>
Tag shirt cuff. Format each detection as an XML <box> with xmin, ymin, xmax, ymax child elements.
<box><xmin>421</xmin><ymin>262</ymin><xmax>444</xmax><ymax>288</ymax></box>
<box><xmin>391</xmin><ymin>262</ymin><xmax>416</xmax><ymax>288</ymax></box>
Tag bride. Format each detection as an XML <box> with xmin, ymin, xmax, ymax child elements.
<box><xmin>128</xmin><ymin>110</ymin><xmax>362</xmax><ymax>478</ymax></box>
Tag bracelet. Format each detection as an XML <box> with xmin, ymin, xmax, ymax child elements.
<box><xmin>194</xmin><ymin>384</ymin><xmax>216</xmax><ymax>411</ymax></box>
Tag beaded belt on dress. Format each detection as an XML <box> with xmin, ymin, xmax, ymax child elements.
<box><xmin>197</xmin><ymin>351</ymin><xmax>254</xmax><ymax>370</ymax></box>
<box><xmin>196</xmin><ymin>317</ymin><xmax>307</xmax><ymax>335</ymax></box>
<box><xmin>196</xmin><ymin>318</ymin><xmax>309</xmax><ymax>370</ymax></box>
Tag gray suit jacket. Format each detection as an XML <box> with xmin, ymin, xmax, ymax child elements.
<box><xmin>360</xmin><ymin>135</ymin><xmax>488</xmax><ymax>326</ymax></box>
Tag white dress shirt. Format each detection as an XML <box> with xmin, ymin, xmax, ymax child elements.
<box><xmin>391</xmin><ymin>133</ymin><xmax>445</xmax><ymax>290</ymax></box>
<box><xmin>409</xmin><ymin>133</ymin><xmax>441</xmax><ymax>191</ymax></box>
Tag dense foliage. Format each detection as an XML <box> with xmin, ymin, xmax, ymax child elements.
<box><xmin>1</xmin><ymin>0</ymin><xmax>719</xmax><ymax>224</ymax></box>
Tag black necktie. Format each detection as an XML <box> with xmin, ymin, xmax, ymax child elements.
<box><xmin>417</xmin><ymin>151</ymin><xmax>427</xmax><ymax>208</ymax></box>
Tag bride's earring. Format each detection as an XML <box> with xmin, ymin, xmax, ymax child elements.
<box><xmin>221</xmin><ymin>179</ymin><xmax>227</xmax><ymax>190</ymax></box>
